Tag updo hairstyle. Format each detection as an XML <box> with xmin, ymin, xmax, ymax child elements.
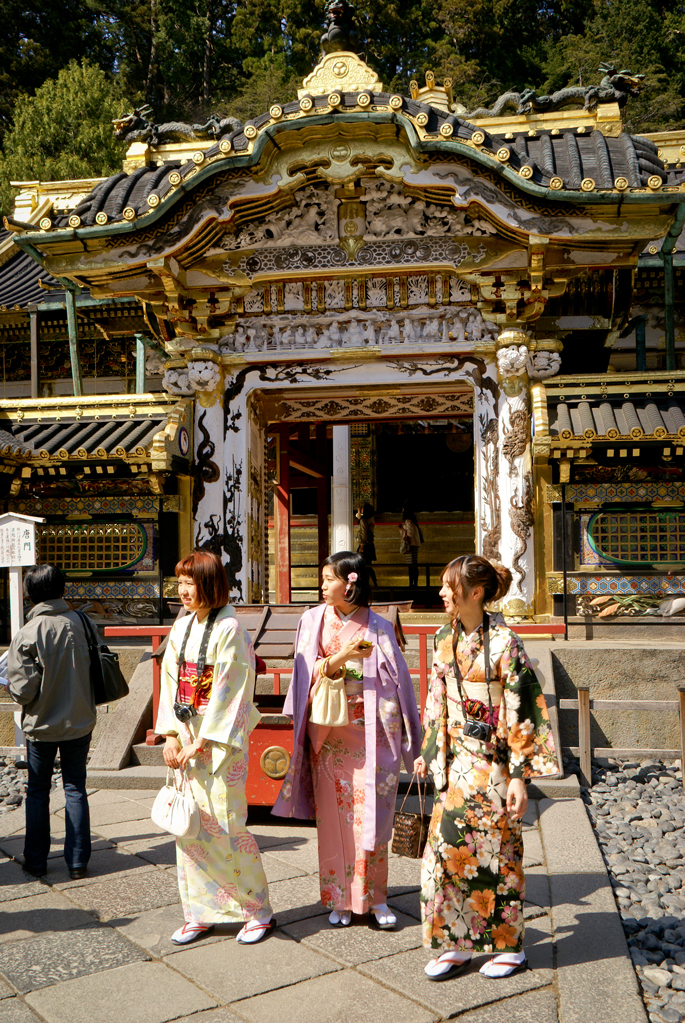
<box><xmin>323</xmin><ymin>551</ymin><xmax>372</xmax><ymax>607</ymax></box>
<box><xmin>441</xmin><ymin>555</ymin><xmax>512</xmax><ymax>607</ymax></box>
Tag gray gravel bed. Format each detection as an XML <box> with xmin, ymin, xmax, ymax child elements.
<box><xmin>0</xmin><ymin>756</ymin><xmax>60</xmax><ymax>815</ymax></box>
<box><xmin>570</xmin><ymin>753</ymin><xmax>685</xmax><ymax>1023</ymax></box>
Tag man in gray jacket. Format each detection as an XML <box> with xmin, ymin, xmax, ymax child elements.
<box><xmin>8</xmin><ymin>564</ymin><xmax>95</xmax><ymax>880</ymax></box>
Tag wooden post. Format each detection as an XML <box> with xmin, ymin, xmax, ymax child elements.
<box><xmin>135</xmin><ymin>335</ymin><xmax>146</xmax><ymax>393</ymax></box>
<box><xmin>678</xmin><ymin>685</ymin><xmax>685</xmax><ymax>789</ymax></box>
<box><xmin>316</xmin><ymin>424</ymin><xmax>328</xmax><ymax>582</ymax></box>
<box><xmin>29</xmin><ymin>308</ymin><xmax>39</xmax><ymax>399</ymax></box>
<box><xmin>577</xmin><ymin>685</ymin><xmax>592</xmax><ymax>787</ymax></box>
<box><xmin>65</xmin><ymin>289</ymin><xmax>83</xmax><ymax>397</ymax></box>
<box><xmin>275</xmin><ymin>424</ymin><xmax>291</xmax><ymax>603</ymax></box>
<box><xmin>8</xmin><ymin>566</ymin><xmax>24</xmax><ymax>747</ymax></box>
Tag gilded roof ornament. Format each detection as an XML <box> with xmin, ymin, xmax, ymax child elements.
<box><xmin>298</xmin><ymin>52</ymin><xmax>383</xmax><ymax>98</ymax></box>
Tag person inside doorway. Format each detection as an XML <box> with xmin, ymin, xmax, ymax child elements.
<box><xmin>273</xmin><ymin>551</ymin><xmax>421</xmax><ymax>929</ymax></box>
<box><xmin>355</xmin><ymin>503</ymin><xmax>378</xmax><ymax>586</ymax></box>
<box><xmin>399</xmin><ymin>504</ymin><xmax>423</xmax><ymax>588</ymax></box>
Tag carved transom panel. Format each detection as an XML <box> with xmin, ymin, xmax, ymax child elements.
<box><xmin>273</xmin><ymin>390</ymin><xmax>474</xmax><ymax>422</ymax></box>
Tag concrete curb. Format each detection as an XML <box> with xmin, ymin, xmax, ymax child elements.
<box><xmin>539</xmin><ymin>796</ymin><xmax>648</xmax><ymax>1023</ymax></box>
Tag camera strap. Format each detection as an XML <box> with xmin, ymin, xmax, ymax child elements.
<box><xmin>451</xmin><ymin>612</ymin><xmax>493</xmax><ymax>724</ymax></box>
<box><xmin>177</xmin><ymin>607</ymin><xmax>220</xmax><ymax>700</ymax></box>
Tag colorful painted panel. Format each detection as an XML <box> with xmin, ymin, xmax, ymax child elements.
<box><xmin>588</xmin><ymin>511</ymin><xmax>685</xmax><ymax>568</ymax></box>
<box><xmin>549</xmin><ymin>574</ymin><xmax>685</xmax><ymax>596</ymax></box>
<box><xmin>64</xmin><ymin>580</ymin><xmax>159</xmax><ymax>598</ymax></box>
<box><xmin>564</xmin><ymin>483</ymin><xmax>685</xmax><ymax>504</ymax></box>
<box><xmin>10</xmin><ymin>496</ymin><xmax>159</xmax><ymax>517</ymax></box>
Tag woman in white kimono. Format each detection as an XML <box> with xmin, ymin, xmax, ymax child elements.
<box><xmin>157</xmin><ymin>550</ymin><xmax>274</xmax><ymax>945</ymax></box>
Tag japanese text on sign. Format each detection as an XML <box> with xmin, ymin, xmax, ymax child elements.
<box><xmin>0</xmin><ymin>521</ymin><xmax>37</xmax><ymax>567</ymax></box>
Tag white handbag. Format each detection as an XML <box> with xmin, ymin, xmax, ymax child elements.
<box><xmin>151</xmin><ymin>769</ymin><xmax>201</xmax><ymax>839</ymax></box>
<box><xmin>309</xmin><ymin>658</ymin><xmax>349</xmax><ymax>728</ymax></box>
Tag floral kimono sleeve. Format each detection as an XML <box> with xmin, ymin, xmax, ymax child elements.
<box><xmin>496</xmin><ymin>633</ymin><xmax>558</xmax><ymax>779</ymax></box>
<box><xmin>420</xmin><ymin>626</ymin><xmax>451</xmax><ymax>791</ymax></box>
<box><xmin>155</xmin><ymin>621</ymin><xmax>184</xmax><ymax>737</ymax></box>
<box><xmin>197</xmin><ymin>618</ymin><xmax>260</xmax><ymax>751</ymax></box>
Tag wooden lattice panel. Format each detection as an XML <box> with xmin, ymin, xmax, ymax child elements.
<box><xmin>589</xmin><ymin>512</ymin><xmax>685</xmax><ymax>567</ymax></box>
<box><xmin>38</xmin><ymin>523</ymin><xmax>147</xmax><ymax>572</ymax></box>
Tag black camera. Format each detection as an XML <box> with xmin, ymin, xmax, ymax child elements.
<box><xmin>463</xmin><ymin>718</ymin><xmax>492</xmax><ymax>742</ymax></box>
<box><xmin>173</xmin><ymin>701</ymin><xmax>197</xmax><ymax>723</ymax></box>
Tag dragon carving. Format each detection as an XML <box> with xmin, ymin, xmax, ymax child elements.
<box><xmin>465</xmin><ymin>64</ymin><xmax>644</xmax><ymax>119</ymax></box>
<box><xmin>479</xmin><ymin>414</ymin><xmax>501</xmax><ymax>562</ymax></box>
<box><xmin>113</xmin><ymin>106</ymin><xmax>243</xmax><ymax>146</ymax></box>
<box><xmin>192</xmin><ymin>411</ymin><xmax>221</xmax><ymax>518</ymax></box>
<box><xmin>510</xmin><ymin>472</ymin><xmax>535</xmax><ymax>588</ymax></box>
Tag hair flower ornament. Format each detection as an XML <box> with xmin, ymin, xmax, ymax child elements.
<box><xmin>345</xmin><ymin>571</ymin><xmax>358</xmax><ymax>597</ymax></box>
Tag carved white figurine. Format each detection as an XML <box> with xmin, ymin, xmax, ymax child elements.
<box><xmin>306</xmin><ymin>326</ymin><xmax>318</xmax><ymax>347</ymax></box>
<box><xmin>295</xmin><ymin>326</ymin><xmax>306</xmax><ymax>346</ymax></box>
<box><xmin>233</xmin><ymin>325</ymin><xmax>248</xmax><ymax>351</ymax></box>
<box><xmin>163</xmin><ymin>368</ymin><xmax>194</xmax><ymax>396</ymax></box>
<box><xmin>145</xmin><ymin>349</ymin><xmax>166</xmax><ymax>375</ymax></box>
<box><xmin>386</xmin><ymin>319</ymin><xmax>401</xmax><ymax>344</ymax></box>
<box><xmin>362</xmin><ymin>321</ymin><xmax>376</xmax><ymax>345</ymax></box>
<box><xmin>346</xmin><ymin>320</ymin><xmax>362</xmax><ymax>346</ymax></box>
<box><xmin>497</xmin><ymin>344</ymin><xmax>529</xmax><ymax>377</ymax></box>
<box><xmin>424</xmin><ymin>318</ymin><xmax>439</xmax><ymax>340</ymax></box>
<box><xmin>328</xmin><ymin>321</ymin><xmax>342</xmax><ymax>346</ymax></box>
<box><xmin>280</xmin><ymin>326</ymin><xmax>294</xmax><ymax>348</ymax></box>
<box><xmin>188</xmin><ymin>361</ymin><xmax>221</xmax><ymax>392</ymax></box>
<box><xmin>527</xmin><ymin>351</ymin><xmax>562</xmax><ymax>379</ymax></box>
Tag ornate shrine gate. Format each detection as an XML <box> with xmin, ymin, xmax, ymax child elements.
<box><xmin>12</xmin><ymin>50</ymin><xmax>680</xmax><ymax>619</ymax></box>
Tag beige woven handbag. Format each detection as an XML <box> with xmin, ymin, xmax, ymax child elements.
<box><xmin>309</xmin><ymin>658</ymin><xmax>349</xmax><ymax>728</ymax></box>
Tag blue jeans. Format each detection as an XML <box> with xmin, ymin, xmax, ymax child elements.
<box><xmin>25</xmin><ymin>732</ymin><xmax>92</xmax><ymax>872</ymax></box>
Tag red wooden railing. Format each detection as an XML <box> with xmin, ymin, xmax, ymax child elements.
<box><xmin>104</xmin><ymin>620</ymin><xmax>565</xmax><ymax>744</ymax></box>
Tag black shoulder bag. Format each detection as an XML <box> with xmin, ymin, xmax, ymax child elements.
<box><xmin>76</xmin><ymin>611</ymin><xmax>129</xmax><ymax>706</ymax></box>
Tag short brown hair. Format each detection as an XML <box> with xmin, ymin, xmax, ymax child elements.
<box><xmin>441</xmin><ymin>555</ymin><xmax>512</xmax><ymax>607</ymax></box>
<box><xmin>175</xmin><ymin>550</ymin><xmax>229</xmax><ymax>609</ymax></box>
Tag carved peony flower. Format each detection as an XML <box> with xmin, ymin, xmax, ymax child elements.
<box><xmin>162</xmin><ymin>368</ymin><xmax>194</xmax><ymax>395</ymax></box>
<box><xmin>527</xmin><ymin>351</ymin><xmax>561</xmax><ymax>379</ymax></box>
<box><xmin>496</xmin><ymin>345</ymin><xmax>529</xmax><ymax>377</ymax></box>
<box><xmin>187</xmin><ymin>360</ymin><xmax>221</xmax><ymax>392</ymax></box>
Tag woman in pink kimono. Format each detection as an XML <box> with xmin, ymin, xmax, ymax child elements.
<box><xmin>273</xmin><ymin>551</ymin><xmax>422</xmax><ymax>929</ymax></box>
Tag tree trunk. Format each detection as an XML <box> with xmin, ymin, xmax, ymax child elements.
<box><xmin>203</xmin><ymin>0</ymin><xmax>214</xmax><ymax>104</ymax></box>
<box><xmin>146</xmin><ymin>0</ymin><xmax>158</xmax><ymax>105</ymax></box>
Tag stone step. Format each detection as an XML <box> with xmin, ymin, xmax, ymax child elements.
<box><xmin>130</xmin><ymin>743</ymin><xmax>164</xmax><ymax>767</ymax></box>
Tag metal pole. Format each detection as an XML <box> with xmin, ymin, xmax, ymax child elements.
<box><xmin>29</xmin><ymin>308</ymin><xmax>39</xmax><ymax>398</ymax></box>
<box><xmin>65</xmin><ymin>290</ymin><xmax>82</xmax><ymax>397</ymax></box>
<box><xmin>635</xmin><ymin>317</ymin><xmax>646</xmax><ymax>372</ymax></box>
<box><xmin>663</xmin><ymin>250</ymin><xmax>676</xmax><ymax>372</ymax></box>
<box><xmin>561</xmin><ymin>482</ymin><xmax>568</xmax><ymax>640</ymax></box>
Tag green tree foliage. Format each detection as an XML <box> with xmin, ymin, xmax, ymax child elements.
<box><xmin>0</xmin><ymin>0</ymin><xmax>114</xmax><ymax>144</ymax></box>
<box><xmin>0</xmin><ymin>0</ymin><xmax>683</xmax><ymax>218</ymax></box>
<box><xmin>0</xmin><ymin>60</ymin><xmax>126</xmax><ymax>217</ymax></box>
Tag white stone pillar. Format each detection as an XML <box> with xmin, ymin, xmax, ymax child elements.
<box><xmin>331</xmin><ymin>424</ymin><xmax>353</xmax><ymax>553</ymax></box>
<box><xmin>495</xmin><ymin>330</ymin><xmax>535</xmax><ymax>617</ymax></box>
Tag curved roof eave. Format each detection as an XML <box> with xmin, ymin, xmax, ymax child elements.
<box><xmin>12</xmin><ymin>106</ymin><xmax>684</xmax><ymax>256</ymax></box>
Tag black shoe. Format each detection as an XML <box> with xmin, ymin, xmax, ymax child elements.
<box><xmin>69</xmin><ymin>867</ymin><xmax>87</xmax><ymax>880</ymax></box>
<box><xmin>23</xmin><ymin>864</ymin><xmax>47</xmax><ymax>878</ymax></box>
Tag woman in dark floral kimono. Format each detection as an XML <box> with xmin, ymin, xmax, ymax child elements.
<box><xmin>414</xmin><ymin>556</ymin><xmax>557</xmax><ymax>981</ymax></box>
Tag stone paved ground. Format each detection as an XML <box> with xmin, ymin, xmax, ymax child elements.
<box><xmin>0</xmin><ymin>784</ymin><xmax>647</xmax><ymax>1023</ymax></box>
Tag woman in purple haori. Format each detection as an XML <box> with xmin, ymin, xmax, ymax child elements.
<box><xmin>273</xmin><ymin>551</ymin><xmax>421</xmax><ymax>929</ymax></box>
